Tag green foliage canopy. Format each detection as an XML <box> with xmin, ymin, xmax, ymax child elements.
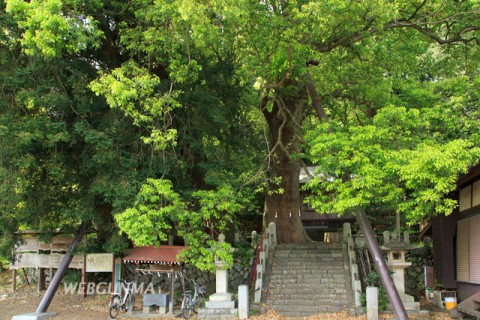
<box><xmin>2</xmin><ymin>0</ymin><xmax>480</xmax><ymax>264</ymax></box>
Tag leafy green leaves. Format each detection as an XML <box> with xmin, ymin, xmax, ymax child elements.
<box><xmin>115</xmin><ymin>178</ymin><xmax>248</xmax><ymax>271</ymax></box>
<box><xmin>90</xmin><ymin>61</ymin><xmax>180</xmax><ymax>151</ymax></box>
<box><xmin>115</xmin><ymin>179</ymin><xmax>186</xmax><ymax>246</ymax></box>
<box><xmin>305</xmin><ymin>104</ymin><xmax>480</xmax><ymax>224</ymax></box>
<box><xmin>5</xmin><ymin>0</ymin><xmax>104</xmax><ymax>58</ymax></box>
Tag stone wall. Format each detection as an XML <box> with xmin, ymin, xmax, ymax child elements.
<box><xmin>129</xmin><ymin>254</ymin><xmax>253</xmax><ymax>298</ymax></box>
<box><xmin>405</xmin><ymin>245</ymin><xmax>433</xmax><ymax>300</ymax></box>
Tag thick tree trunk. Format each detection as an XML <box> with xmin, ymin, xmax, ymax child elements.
<box><xmin>262</xmin><ymin>90</ymin><xmax>311</xmax><ymax>244</ymax></box>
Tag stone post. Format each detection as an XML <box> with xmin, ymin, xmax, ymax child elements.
<box><xmin>354</xmin><ymin>280</ymin><xmax>362</xmax><ymax>307</ymax></box>
<box><xmin>238</xmin><ymin>285</ymin><xmax>249</xmax><ymax>319</ymax></box>
<box><xmin>262</xmin><ymin>237</ymin><xmax>268</xmax><ymax>258</ymax></box>
<box><xmin>343</xmin><ymin>223</ymin><xmax>351</xmax><ymax>243</ymax></box>
<box><xmin>367</xmin><ymin>286</ymin><xmax>379</xmax><ymax>320</ymax></box>
<box><xmin>383</xmin><ymin>231</ymin><xmax>390</xmax><ymax>244</ymax></box>
<box><xmin>259</xmin><ymin>251</ymin><xmax>266</xmax><ymax>273</ymax></box>
<box><xmin>403</xmin><ymin>231</ymin><xmax>410</xmax><ymax>244</ymax></box>
<box><xmin>351</xmin><ymin>263</ymin><xmax>359</xmax><ymax>290</ymax></box>
<box><xmin>251</xmin><ymin>231</ymin><xmax>259</xmax><ymax>249</ymax></box>
<box><xmin>268</xmin><ymin>222</ymin><xmax>277</xmax><ymax>250</ymax></box>
<box><xmin>205</xmin><ymin>234</ymin><xmax>235</xmax><ymax>309</ymax></box>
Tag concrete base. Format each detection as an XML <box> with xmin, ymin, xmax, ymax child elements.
<box><xmin>198</xmin><ymin>307</ymin><xmax>238</xmax><ymax>319</ymax></box>
<box><xmin>124</xmin><ymin>310</ymin><xmax>176</xmax><ymax>318</ymax></box>
<box><xmin>386</xmin><ymin>293</ymin><xmax>420</xmax><ymax>311</ymax></box>
<box><xmin>208</xmin><ymin>292</ymin><xmax>232</xmax><ymax>302</ymax></box>
<box><xmin>386</xmin><ymin>301</ymin><xmax>421</xmax><ymax>311</ymax></box>
<box><xmin>205</xmin><ymin>300</ymin><xmax>235</xmax><ymax>309</ymax></box>
<box><xmin>11</xmin><ymin>313</ymin><xmax>57</xmax><ymax>320</ymax></box>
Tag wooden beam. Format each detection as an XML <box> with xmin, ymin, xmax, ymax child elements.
<box><xmin>38</xmin><ymin>268</ymin><xmax>45</xmax><ymax>292</ymax></box>
<box><xmin>22</xmin><ymin>268</ymin><xmax>30</xmax><ymax>286</ymax></box>
<box><xmin>168</xmin><ymin>272</ymin><xmax>174</xmax><ymax>316</ymax></box>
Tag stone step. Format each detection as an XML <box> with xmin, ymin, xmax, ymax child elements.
<box><xmin>269</xmin><ymin>303</ymin><xmax>347</xmax><ymax>315</ymax></box>
<box><xmin>266</xmin><ymin>241</ymin><xmax>349</xmax><ymax>317</ymax></box>
<box><xmin>270</xmin><ymin>276</ymin><xmax>346</xmax><ymax>289</ymax></box>
<box><xmin>269</xmin><ymin>285</ymin><xmax>347</xmax><ymax>294</ymax></box>
<box><xmin>273</xmin><ymin>259</ymin><xmax>344</xmax><ymax>266</ymax></box>
<box><xmin>267</xmin><ymin>288</ymin><xmax>348</xmax><ymax>296</ymax></box>
<box><xmin>276</xmin><ymin>243</ymin><xmax>343</xmax><ymax>248</ymax></box>
<box><xmin>267</xmin><ymin>294</ymin><xmax>348</xmax><ymax>302</ymax></box>
<box><xmin>267</xmin><ymin>297</ymin><xmax>348</xmax><ymax>306</ymax></box>
<box><xmin>274</xmin><ymin>254</ymin><xmax>344</xmax><ymax>259</ymax></box>
<box><xmin>269</xmin><ymin>271</ymin><xmax>345</xmax><ymax>278</ymax></box>
<box><xmin>272</xmin><ymin>265</ymin><xmax>345</xmax><ymax>277</ymax></box>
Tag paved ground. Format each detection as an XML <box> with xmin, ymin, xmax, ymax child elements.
<box><xmin>0</xmin><ymin>272</ymin><xmax>454</xmax><ymax>320</ymax></box>
<box><xmin>0</xmin><ymin>289</ymin><xmax>454</xmax><ymax>320</ymax></box>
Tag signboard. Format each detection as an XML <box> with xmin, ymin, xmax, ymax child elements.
<box><xmin>86</xmin><ymin>253</ymin><xmax>114</xmax><ymax>272</ymax></box>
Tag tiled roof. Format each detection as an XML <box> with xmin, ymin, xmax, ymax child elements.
<box><xmin>123</xmin><ymin>245</ymin><xmax>186</xmax><ymax>265</ymax></box>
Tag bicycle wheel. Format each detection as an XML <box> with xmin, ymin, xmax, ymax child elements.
<box><xmin>193</xmin><ymin>300</ymin><xmax>201</xmax><ymax>314</ymax></box>
<box><xmin>108</xmin><ymin>295</ymin><xmax>121</xmax><ymax>319</ymax></box>
<box><xmin>124</xmin><ymin>292</ymin><xmax>131</xmax><ymax>312</ymax></box>
<box><xmin>182</xmin><ymin>295</ymin><xmax>192</xmax><ymax>319</ymax></box>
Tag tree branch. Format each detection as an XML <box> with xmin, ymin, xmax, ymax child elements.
<box><xmin>305</xmin><ymin>69</ymin><xmax>328</xmax><ymax>124</ymax></box>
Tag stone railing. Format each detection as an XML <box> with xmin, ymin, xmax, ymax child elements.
<box><xmin>343</xmin><ymin>223</ymin><xmax>362</xmax><ymax>310</ymax></box>
<box><xmin>250</xmin><ymin>222</ymin><xmax>277</xmax><ymax>303</ymax></box>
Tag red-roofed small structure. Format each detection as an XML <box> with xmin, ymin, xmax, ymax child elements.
<box><xmin>121</xmin><ymin>245</ymin><xmax>187</xmax><ymax>316</ymax></box>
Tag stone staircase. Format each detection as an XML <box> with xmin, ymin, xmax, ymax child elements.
<box><xmin>266</xmin><ymin>242</ymin><xmax>351</xmax><ymax>317</ymax></box>
<box><xmin>457</xmin><ymin>291</ymin><xmax>480</xmax><ymax>319</ymax></box>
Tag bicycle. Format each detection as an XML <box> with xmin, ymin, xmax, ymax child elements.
<box><xmin>181</xmin><ymin>280</ymin><xmax>207</xmax><ymax>319</ymax></box>
<box><xmin>108</xmin><ymin>279</ymin><xmax>134</xmax><ymax>319</ymax></box>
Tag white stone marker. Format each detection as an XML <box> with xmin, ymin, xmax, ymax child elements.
<box><xmin>238</xmin><ymin>285</ymin><xmax>249</xmax><ymax>319</ymax></box>
<box><xmin>367</xmin><ymin>286</ymin><xmax>379</xmax><ymax>320</ymax></box>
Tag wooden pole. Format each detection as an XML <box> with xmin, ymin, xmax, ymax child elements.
<box><xmin>356</xmin><ymin>208</ymin><xmax>409</xmax><ymax>320</ymax></box>
<box><xmin>22</xmin><ymin>268</ymin><xmax>30</xmax><ymax>286</ymax></box>
<box><xmin>111</xmin><ymin>256</ymin><xmax>115</xmax><ymax>294</ymax></box>
<box><xmin>36</xmin><ymin>222</ymin><xmax>88</xmax><ymax>313</ymax></box>
<box><xmin>129</xmin><ymin>266</ymin><xmax>139</xmax><ymax>313</ymax></box>
<box><xmin>82</xmin><ymin>255</ymin><xmax>87</xmax><ymax>298</ymax></box>
<box><xmin>12</xmin><ymin>269</ymin><xmax>16</xmax><ymax>292</ymax></box>
<box><xmin>38</xmin><ymin>268</ymin><xmax>45</xmax><ymax>292</ymax></box>
<box><xmin>169</xmin><ymin>271</ymin><xmax>174</xmax><ymax>316</ymax></box>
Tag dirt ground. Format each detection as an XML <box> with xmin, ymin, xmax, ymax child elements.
<box><xmin>0</xmin><ymin>271</ymin><xmax>455</xmax><ymax>320</ymax></box>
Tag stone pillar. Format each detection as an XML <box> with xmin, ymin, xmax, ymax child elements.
<box><xmin>262</xmin><ymin>237</ymin><xmax>268</xmax><ymax>258</ymax></box>
<box><xmin>354</xmin><ymin>280</ymin><xmax>362</xmax><ymax>307</ymax></box>
<box><xmin>343</xmin><ymin>223</ymin><xmax>351</xmax><ymax>243</ymax></box>
<box><xmin>238</xmin><ymin>285</ymin><xmax>249</xmax><ymax>319</ymax></box>
<box><xmin>383</xmin><ymin>231</ymin><xmax>390</xmax><ymax>244</ymax></box>
<box><xmin>251</xmin><ymin>231</ymin><xmax>259</xmax><ymax>249</ymax></box>
<box><xmin>367</xmin><ymin>286</ymin><xmax>379</xmax><ymax>320</ymax></box>
<box><xmin>268</xmin><ymin>222</ymin><xmax>277</xmax><ymax>250</ymax></box>
<box><xmin>259</xmin><ymin>251</ymin><xmax>266</xmax><ymax>273</ymax></box>
<box><xmin>205</xmin><ymin>234</ymin><xmax>235</xmax><ymax>309</ymax></box>
<box><xmin>254</xmin><ymin>261</ymin><xmax>263</xmax><ymax>303</ymax></box>
<box><xmin>351</xmin><ymin>263</ymin><xmax>359</xmax><ymax>289</ymax></box>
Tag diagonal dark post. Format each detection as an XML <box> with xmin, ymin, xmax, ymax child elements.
<box><xmin>356</xmin><ymin>208</ymin><xmax>409</xmax><ymax>320</ymax></box>
<box><xmin>36</xmin><ymin>222</ymin><xmax>88</xmax><ymax>313</ymax></box>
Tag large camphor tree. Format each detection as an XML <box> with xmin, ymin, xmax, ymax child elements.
<box><xmin>2</xmin><ymin>0</ymin><xmax>480</xmax><ymax>259</ymax></box>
